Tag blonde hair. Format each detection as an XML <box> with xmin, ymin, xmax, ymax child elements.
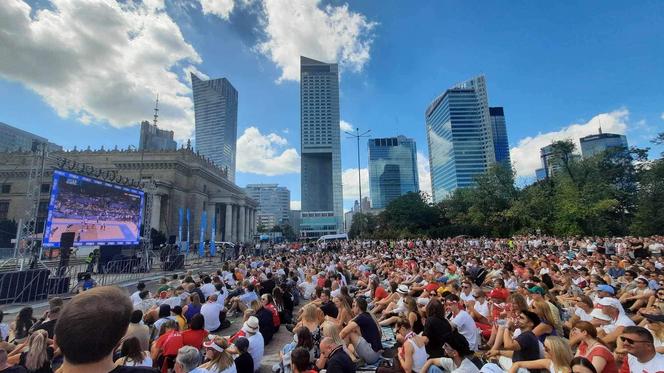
<box><xmin>532</xmin><ymin>300</ymin><xmax>557</xmax><ymax>327</ymax></box>
<box><xmin>302</xmin><ymin>304</ymin><xmax>319</xmax><ymax>322</ymax></box>
<box><xmin>25</xmin><ymin>329</ymin><xmax>50</xmax><ymax>371</ymax></box>
<box><xmin>201</xmin><ymin>337</ymin><xmax>234</xmax><ymax>372</ymax></box>
<box><xmin>545</xmin><ymin>336</ymin><xmax>573</xmax><ymax>373</ymax></box>
<box><xmin>321</xmin><ymin>321</ymin><xmax>345</xmax><ymax>346</ymax></box>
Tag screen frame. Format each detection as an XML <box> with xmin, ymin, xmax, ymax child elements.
<box><xmin>42</xmin><ymin>169</ymin><xmax>145</xmax><ymax>247</ymax></box>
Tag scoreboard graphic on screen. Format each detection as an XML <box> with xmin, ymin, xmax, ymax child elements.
<box><xmin>42</xmin><ymin>170</ymin><xmax>144</xmax><ymax>247</ymax></box>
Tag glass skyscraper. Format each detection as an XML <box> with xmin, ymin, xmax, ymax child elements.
<box><xmin>580</xmin><ymin>130</ymin><xmax>628</xmax><ymax>158</ymax></box>
<box><xmin>489</xmin><ymin>107</ymin><xmax>511</xmax><ymax>169</ymax></box>
<box><xmin>244</xmin><ymin>184</ymin><xmax>290</xmax><ymax>228</ymax></box>
<box><xmin>191</xmin><ymin>73</ymin><xmax>238</xmax><ymax>182</ymax></box>
<box><xmin>368</xmin><ymin>136</ymin><xmax>419</xmax><ymax>209</ymax></box>
<box><xmin>299</xmin><ymin>56</ymin><xmax>343</xmax><ymax>238</ymax></box>
<box><xmin>425</xmin><ymin>75</ymin><xmax>495</xmax><ymax>203</ymax></box>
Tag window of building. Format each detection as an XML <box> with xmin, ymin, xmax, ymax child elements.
<box><xmin>0</xmin><ymin>201</ymin><xmax>8</xmax><ymax>220</ymax></box>
<box><xmin>0</xmin><ymin>184</ymin><xmax>10</xmax><ymax>194</ymax></box>
<box><xmin>38</xmin><ymin>201</ymin><xmax>49</xmax><ymax>216</ymax></box>
<box><xmin>41</xmin><ymin>183</ymin><xmax>50</xmax><ymax>193</ymax></box>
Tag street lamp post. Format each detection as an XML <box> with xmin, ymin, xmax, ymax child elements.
<box><xmin>345</xmin><ymin>127</ymin><xmax>370</xmax><ymax>236</ymax></box>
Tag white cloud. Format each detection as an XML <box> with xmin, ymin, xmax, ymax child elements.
<box><xmin>340</xmin><ymin>119</ymin><xmax>353</xmax><ymax>133</ymax></box>
<box><xmin>510</xmin><ymin>109</ymin><xmax>629</xmax><ymax>178</ymax></box>
<box><xmin>290</xmin><ymin>200</ymin><xmax>301</xmax><ymax>210</ymax></box>
<box><xmin>256</xmin><ymin>0</ymin><xmax>376</xmax><ymax>82</ymax></box>
<box><xmin>342</xmin><ymin>167</ymin><xmax>369</xmax><ymax>201</ymax></box>
<box><xmin>417</xmin><ymin>152</ymin><xmax>432</xmax><ymax>197</ymax></box>
<box><xmin>0</xmin><ymin>0</ymin><xmax>201</xmax><ymax>139</ymax></box>
<box><xmin>661</xmin><ymin>112</ymin><xmax>664</xmax><ymax>121</ymax></box>
<box><xmin>183</xmin><ymin>65</ymin><xmax>209</xmax><ymax>84</ymax></box>
<box><xmin>236</xmin><ymin>126</ymin><xmax>300</xmax><ymax>175</ymax></box>
<box><xmin>199</xmin><ymin>0</ymin><xmax>234</xmax><ymax>19</ymax></box>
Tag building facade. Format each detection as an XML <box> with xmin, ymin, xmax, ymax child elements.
<box><xmin>425</xmin><ymin>75</ymin><xmax>495</xmax><ymax>203</ymax></box>
<box><xmin>489</xmin><ymin>107</ymin><xmax>511</xmax><ymax>169</ymax></box>
<box><xmin>0</xmin><ymin>122</ymin><xmax>62</xmax><ymax>153</ymax></box>
<box><xmin>580</xmin><ymin>131</ymin><xmax>628</xmax><ymax>158</ymax></box>
<box><xmin>368</xmin><ymin>136</ymin><xmax>419</xmax><ymax>209</ymax></box>
<box><xmin>191</xmin><ymin>73</ymin><xmax>238</xmax><ymax>182</ymax></box>
<box><xmin>0</xmin><ymin>147</ymin><xmax>257</xmax><ymax>244</ymax></box>
<box><xmin>243</xmin><ymin>184</ymin><xmax>290</xmax><ymax>229</ymax></box>
<box><xmin>299</xmin><ymin>56</ymin><xmax>343</xmax><ymax>238</ymax></box>
<box><xmin>139</xmin><ymin>121</ymin><xmax>177</xmax><ymax>151</ymax></box>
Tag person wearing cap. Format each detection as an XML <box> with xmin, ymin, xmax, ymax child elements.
<box><xmin>421</xmin><ymin>330</ymin><xmax>480</xmax><ymax>373</ymax></box>
<box><xmin>228</xmin><ymin>316</ymin><xmax>263</xmax><ymax>372</ymax></box>
<box><xmin>486</xmin><ymin>310</ymin><xmax>543</xmax><ymax>370</ymax></box>
<box><xmin>596</xmin><ymin>297</ymin><xmax>635</xmax><ymax>346</ymax></box>
<box><xmin>528</xmin><ymin>285</ymin><xmax>564</xmax><ymax>337</ymax></box>
<box><xmin>619</xmin><ymin>277</ymin><xmax>654</xmax><ymax>313</ymax></box>
<box><xmin>200</xmin><ymin>337</ymin><xmax>236</xmax><ymax>373</ymax></box>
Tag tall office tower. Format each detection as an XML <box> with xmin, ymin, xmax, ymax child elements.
<box><xmin>299</xmin><ymin>56</ymin><xmax>343</xmax><ymax>238</ymax></box>
<box><xmin>580</xmin><ymin>128</ymin><xmax>628</xmax><ymax>158</ymax></box>
<box><xmin>489</xmin><ymin>107</ymin><xmax>511</xmax><ymax>169</ymax></box>
<box><xmin>425</xmin><ymin>75</ymin><xmax>495</xmax><ymax>203</ymax></box>
<box><xmin>191</xmin><ymin>73</ymin><xmax>238</xmax><ymax>182</ymax></box>
<box><xmin>139</xmin><ymin>121</ymin><xmax>177</xmax><ymax>151</ymax></box>
<box><xmin>243</xmin><ymin>184</ymin><xmax>291</xmax><ymax>229</ymax></box>
<box><xmin>368</xmin><ymin>136</ymin><xmax>419</xmax><ymax>209</ymax></box>
<box><xmin>0</xmin><ymin>122</ymin><xmax>62</xmax><ymax>153</ymax></box>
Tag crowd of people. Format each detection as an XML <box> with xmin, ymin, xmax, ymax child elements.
<box><xmin>0</xmin><ymin>235</ymin><xmax>663</xmax><ymax>373</ymax></box>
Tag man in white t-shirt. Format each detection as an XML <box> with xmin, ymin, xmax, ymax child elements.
<box><xmin>619</xmin><ymin>326</ymin><xmax>664</xmax><ymax>373</ymax></box>
<box><xmin>200</xmin><ymin>294</ymin><xmax>223</xmax><ymax>332</ymax></box>
<box><xmin>445</xmin><ymin>294</ymin><xmax>479</xmax><ymax>351</ymax></box>
<box><xmin>199</xmin><ymin>276</ymin><xmax>216</xmax><ymax>299</ymax></box>
<box><xmin>130</xmin><ymin>282</ymin><xmax>146</xmax><ymax>305</ymax></box>
<box><xmin>597</xmin><ymin>297</ymin><xmax>635</xmax><ymax>345</ymax></box>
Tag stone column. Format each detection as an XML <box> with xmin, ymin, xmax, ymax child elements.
<box><xmin>224</xmin><ymin>203</ymin><xmax>233</xmax><ymax>242</ymax></box>
<box><xmin>238</xmin><ymin>205</ymin><xmax>246</xmax><ymax>243</ymax></box>
<box><xmin>206</xmin><ymin>203</ymin><xmax>216</xmax><ymax>238</ymax></box>
<box><xmin>150</xmin><ymin>194</ymin><xmax>161</xmax><ymax>232</ymax></box>
<box><xmin>231</xmin><ymin>205</ymin><xmax>238</xmax><ymax>242</ymax></box>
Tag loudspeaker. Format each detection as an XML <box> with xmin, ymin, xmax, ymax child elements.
<box><xmin>163</xmin><ymin>254</ymin><xmax>185</xmax><ymax>271</ymax></box>
<box><xmin>168</xmin><ymin>235</ymin><xmax>176</xmax><ymax>245</ymax></box>
<box><xmin>58</xmin><ymin>232</ymin><xmax>75</xmax><ymax>276</ymax></box>
<box><xmin>60</xmin><ymin>232</ymin><xmax>76</xmax><ymax>249</ymax></box>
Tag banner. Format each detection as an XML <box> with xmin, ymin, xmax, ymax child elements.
<box><xmin>178</xmin><ymin>208</ymin><xmax>183</xmax><ymax>252</ymax></box>
<box><xmin>210</xmin><ymin>212</ymin><xmax>217</xmax><ymax>257</ymax></box>
<box><xmin>185</xmin><ymin>208</ymin><xmax>190</xmax><ymax>253</ymax></box>
<box><xmin>198</xmin><ymin>210</ymin><xmax>207</xmax><ymax>257</ymax></box>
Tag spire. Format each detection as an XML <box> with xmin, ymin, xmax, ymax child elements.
<box><xmin>598</xmin><ymin>118</ymin><xmax>603</xmax><ymax>135</ymax></box>
<box><xmin>153</xmin><ymin>93</ymin><xmax>159</xmax><ymax>127</ymax></box>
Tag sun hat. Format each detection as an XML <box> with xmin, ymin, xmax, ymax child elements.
<box><xmin>242</xmin><ymin>316</ymin><xmax>260</xmax><ymax>334</ymax></box>
<box><xmin>596</xmin><ymin>284</ymin><xmax>615</xmax><ymax>295</ymax></box>
<box><xmin>590</xmin><ymin>308</ymin><xmax>611</xmax><ymax>321</ymax></box>
<box><xmin>397</xmin><ymin>284</ymin><xmax>409</xmax><ymax>295</ymax></box>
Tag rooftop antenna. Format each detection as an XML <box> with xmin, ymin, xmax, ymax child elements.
<box><xmin>153</xmin><ymin>93</ymin><xmax>159</xmax><ymax>127</ymax></box>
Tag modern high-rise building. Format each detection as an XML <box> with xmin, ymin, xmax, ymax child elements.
<box><xmin>139</xmin><ymin>121</ymin><xmax>177</xmax><ymax>151</ymax></box>
<box><xmin>0</xmin><ymin>122</ymin><xmax>62</xmax><ymax>153</ymax></box>
<box><xmin>489</xmin><ymin>107</ymin><xmax>511</xmax><ymax>169</ymax></box>
<box><xmin>580</xmin><ymin>129</ymin><xmax>628</xmax><ymax>158</ymax></box>
<box><xmin>299</xmin><ymin>56</ymin><xmax>343</xmax><ymax>238</ymax></box>
<box><xmin>368</xmin><ymin>136</ymin><xmax>419</xmax><ymax>209</ymax></box>
<box><xmin>191</xmin><ymin>73</ymin><xmax>238</xmax><ymax>182</ymax></box>
<box><xmin>539</xmin><ymin>144</ymin><xmax>561</xmax><ymax>179</ymax></box>
<box><xmin>243</xmin><ymin>184</ymin><xmax>290</xmax><ymax>229</ymax></box>
<box><xmin>425</xmin><ymin>75</ymin><xmax>495</xmax><ymax>203</ymax></box>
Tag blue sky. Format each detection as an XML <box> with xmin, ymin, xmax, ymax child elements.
<box><xmin>1</xmin><ymin>0</ymin><xmax>663</xmax><ymax>210</ymax></box>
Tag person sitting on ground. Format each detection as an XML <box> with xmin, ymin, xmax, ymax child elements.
<box><xmin>232</xmin><ymin>338</ymin><xmax>253</xmax><ymax>373</ymax></box>
<box><xmin>181</xmin><ymin>314</ymin><xmax>207</xmax><ymax>350</ymax></box>
<box><xmin>508</xmin><ymin>336</ymin><xmax>573</xmax><ymax>373</ymax></box>
<box><xmin>124</xmin><ymin>310</ymin><xmax>150</xmax><ymax>352</ymax></box>
<box><xmin>200</xmin><ymin>294</ymin><xmax>223</xmax><ymax>333</ymax></box>
<box><xmin>486</xmin><ymin>310</ymin><xmax>543</xmax><ymax>371</ymax></box>
<box><xmin>340</xmin><ymin>297</ymin><xmax>382</xmax><ymax>365</ymax></box>
<box><xmin>150</xmin><ymin>320</ymin><xmax>183</xmax><ymax>373</ymax></box>
<box><xmin>420</xmin><ymin>331</ymin><xmax>479</xmax><ymax>373</ymax></box>
<box><xmin>0</xmin><ymin>348</ymin><xmax>26</xmax><ymax>373</ymax></box>
<box><xmin>200</xmin><ymin>337</ymin><xmax>236</xmax><ymax>373</ymax></box>
<box><xmin>131</xmin><ymin>282</ymin><xmax>147</xmax><ymax>305</ymax></box>
<box><xmin>317</xmin><ymin>337</ymin><xmax>355</xmax><ymax>373</ymax></box>
<box><xmin>570</xmin><ymin>356</ymin><xmax>598</xmax><ymax>373</ymax></box>
<box><xmin>173</xmin><ymin>346</ymin><xmax>203</xmax><ymax>373</ymax></box>
<box><xmin>274</xmin><ymin>327</ymin><xmax>314</xmax><ymax>373</ymax></box>
<box><xmin>569</xmin><ymin>321</ymin><xmax>617</xmax><ymax>373</ymax></box>
<box><xmin>227</xmin><ymin>317</ymin><xmax>263</xmax><ymax>372</ymax></box>
<box><xmin>617</xmin><ymin>326</ymin><xmax>664</xmax><ymax>373</ymax></box>
<box><xmin>8</xmin><ymin>329</ymin><xmax>53</xmax><ymax>373</ymax></box>
<box><xmin>114</xmin><ymin>337</ymin><xmax>152</xmax><ymax>368</ymax></box>
<box><xmin>54</xmin><ymin>286</ymin><xmax>158</xmax><ymax>372</ymax></box>
<box><xmin>394</xmin><ymin>318</ymin><xmax>428</xmax><ymax>373</ymax></box>
<box><xmin>290</xmin><ymin>347</ymin><xmax>315</xmax><ymax>373</ymax></box>
<box><xmin>445</xmin><ymin>294</ymin><xmax>479</xmax><ymax>351</ymax></box>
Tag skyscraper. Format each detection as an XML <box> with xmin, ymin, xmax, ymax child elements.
<box><xmin>191</xmin><ymin>73</ymin><xmax>238</xmax><ymax>182</ymax></box>
<box><xmin>299</xmin><ymin>56</ymin><xmax>343</xmax><ymax>238</ymax></box>
<box><xmin>580</xmin><ymin>129</ymin><xmax>628</xmax><ymax>158</ymax></box>
<box><xmin>425</xmin><ymin>75</ymin><xmax>495</xmax><ymax>203</ymax></box>
<box><xmin>243</xmin><ymin>184</ymin><xmax>290</xmax><ymax>229</ymax></box>
<box><xmin>0</xmin><ymin>122</ymin><xmax>62</xmax><ymax>153</ymax></box>
<box><xmin>139</xmin><ymin>121</ymin><xmax>177</xmax><ymax>151</ymax></box>
<box><xmin>489</xmin><ymin>107</ymin><xmax>511</xmax><ymax>169</ymax></box>
<box><xmin>368</xmin><ymin>136</ymin><xmax>419</xmax><ymax>209</ymax></box>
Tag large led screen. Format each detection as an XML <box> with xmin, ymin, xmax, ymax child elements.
<box><xmin>42</xmin><ymin>170</ymin><xmax>144</xmax><ymax>247</ymax></box>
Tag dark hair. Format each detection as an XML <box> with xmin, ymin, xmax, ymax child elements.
<box><xmin>521</xmin><ymin>310</ymin><xmax>541</xmax><ymax>328</ymax></box>
<box><xmin>445</xmin><ymin>293</ymin><xmax>460</xmax><ymax>303</ymax></box>
<box><xmin>158</xmin><ymin>304</ymin><xmax>171</xmax><ymax>319</ymax></box>
<box><xmin>234</xmin><ymin>337</ymin><xmax>249</xmax><ymax>353</ymax></box>
<box><xmin>130</xmin><ymin>310</ymin><xmax>143</xmax><ymax>324</ymax></box>
<box><xmin>55</xmin><ymin>286</ymin><xmax>132</xmax><ymax>364</ymax></box>
<box><xmin>426</xmin><ymin>299</ymin><xmax>445</xmax><ymax>319</ymax></box>
<box><xmin>172</xmin><ymin>306</ymin><xmax>183</xmax><ymax>316</ymax></box>
<box><xmin>137</xmin><ymin>282</ymin><xmax>146</xmax><ymax>291</ymax></box>
<box><xmin>190</xmin><ymin>313</ymin><xmax>204</xmax><ymax>330</ymax></box>
<box><xmin>354</xmin><ymin>297</ymin><xmax>368</xmax><ymax>312</ymax></box>
<box><xmin>15</xmin><ymin>307</ymin><xmax>34</xmax><ymax>338</ymax></box>
<box><xmin>121</xmin><ymin>337</ymin><xmax>144</xmax><ymax>364</ymax></box>
<box><xmin>295</xmin><ymin>327</ymin><xmax>314</xmax><ymax>349</ymax></box>
<box><xmin>203</xmin><ymin>276</ymin><xmax>211</xmax><ymax>284</ymax></box>
<box><xmin>623</xmin><ymin>326</ymin><xmax>654</xmax><ymax>344</ymax></box>
<box><xmin>139</xmin><ymin>290</ymin><xmax>150</xmax><ymax>300</ymax></box>
<box><xmin>291</xmin><ymin>347</ymin><xmax>311</xmax><ymax>371</ymax></box>
<box><xmin>570</xmin><ymin>357</ymin><xmax>597</xmax><ymax>373</ymax></box>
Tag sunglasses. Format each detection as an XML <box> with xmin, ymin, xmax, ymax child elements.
<box><xmin>620</xmin><ymin>336</ymin><xmax>650</xmax><ymax>345</ymax></box>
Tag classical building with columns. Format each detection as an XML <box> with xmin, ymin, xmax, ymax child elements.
<box><xmin>0</xmin><ymin>147</ymin><xmax>257</xmax><ymax>244</ymax></box>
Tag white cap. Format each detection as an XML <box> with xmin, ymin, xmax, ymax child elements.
<box><xmin>597</xmin><ymin>297</ymin><xmax>621</xmax><ymax>309</ymax></box>
<box><xmin>590</xmin><ymin>308</ymin><xmax>611</xmax><ymax>321</ymax></box>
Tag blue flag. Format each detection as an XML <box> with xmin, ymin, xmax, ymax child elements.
<box><xmin>178</xmin><ymin>208</ymin><xmax>183</xmax><ymax>252</ymax></box>
<box><xmin>210</xmin><ymin>211</ymin><xmax>216</xmax><ymax>256</ymax></box>
<box><xmin>185</xmin><ymin>208</ymin><xmax>190</xmax><ymax>253</ymax></box>
<box><xmin>198</xmin><ymin>210</ymin><xmax>207</xmax><ymax>257</ymax></box>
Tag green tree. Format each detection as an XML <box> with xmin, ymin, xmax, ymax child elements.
<box><xmin>631</xmin><ymin>133</ymin><xmax>664</xmax><ymax>235</ymax></box>
<box><xmin>379</xmin><ymin>192</ymin><xmax>441</xmax><ymax>235</ymax></box>
<box><xmin>348</xmin><ymin>212</ymin><xmax>377</xmax><ymax>239</ymax></box>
